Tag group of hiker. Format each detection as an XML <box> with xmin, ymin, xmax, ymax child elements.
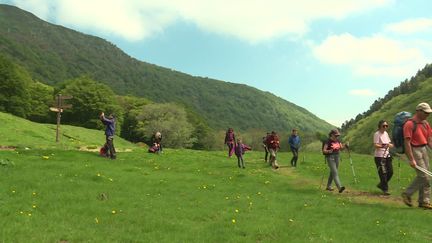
<box><xmin>100</xmin><ymin>101</ymin><xmax>432</xmax><ymax>210</ymax></box>
<box><xmin>99</xmin><ymin>112</ymin><xmax>163</xmax><ymax>159</ymax></box>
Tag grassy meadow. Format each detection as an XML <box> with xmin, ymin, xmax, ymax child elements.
<box><xmin>1</xmin><ymin>111</ymin><xmax>432</xmax><ymax>242</ymax></box>
<box><xmin>1</xmin><ymin>148</ymin><xmax>432</xmax><ymax>242</ymax></box>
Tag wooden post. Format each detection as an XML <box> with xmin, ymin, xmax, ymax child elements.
<box><xmin>50</xmin><ymin>94</ymin><xmax>73</xmax><ymax>143</ymax></box>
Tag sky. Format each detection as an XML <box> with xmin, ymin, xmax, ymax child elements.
<box><xmin>2</xmin><ymin>0</ymin><xmax>432</xmax><ymax>126</ymax></box>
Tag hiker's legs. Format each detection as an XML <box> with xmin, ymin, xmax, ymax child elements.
<box><xmin>327</xmin><ymin>155</ymin><xmax>342</xmax><ymax>189</ymax></box>
<box><xmin>106</xmin><ymin>136</ymin><xmax>116</xmax><ymax>159</ymax></box>
<box><xmin>227</xmin><ymin>142</ymin><xmax>234</xmax><ymax>157</ymax></box>
<box><xmin>264</xmin><ymin>147</ymin><xmax>269</xmax><ymax>162</ymax></box>
<box><xmin>237</xmin><ymin>156</ymin><xmax>241</xmax><ymax>168</ymax></box>
<box><xmin>405</xmin><ymin>147</ymin><xmax>430</xmax><ymax>204</ymax></box>
<box><xmin>375</xmin><ymin>157</ymin><xmax>388</xmax><ymax>191</ymax></box>
<box><xmin>269</xmin><ymin>148</ymin><xmax>278</xmax><ymax>168</ymax></box>
<box><xmin>291</xmin><ymin>148</ymin><xmax>298</xmax><ymax>167</ymax></box>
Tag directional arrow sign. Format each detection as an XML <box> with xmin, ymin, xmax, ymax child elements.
<box><xmin>59</xmin><ymin>104</ymin><xmax>73</xmax><ymax>109</ymax></box>
<box><xmin>49</xmin><ymin>107</ymin><xmax>63</xmax><ymax>112</ymax></box>
<box><xmin>59</xmin><ymin>95</ymin><xmax>73</xmax><ymax>99</ymax></box>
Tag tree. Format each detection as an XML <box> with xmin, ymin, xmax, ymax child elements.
<box><xmin>136</xmin><ymin>103</ymin><xmax>196</xmax><ymax>148</ymax></box>
<box><xmin>0</xmin><ymin>55</ymin><xmax>32</xmax><ymax>117</ymax></box>
<box><xmin>58</xmin><ymin>76</ymin><xmax>123</xmax><ymax>132</ymax></box>
<box><xmin>27</xmin><ymin>81</ymin><xmax>54</xmax><ymax>122</ymax></box>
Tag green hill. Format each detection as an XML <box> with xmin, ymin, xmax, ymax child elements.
<box><xmin>344</xmin><ymin>77</ymin><xmax>432</xmax><ymax>154</ymax></box>
<box><xmin>0</xmin><ymin>4</ymin><xmax>333</xmax><ymax>133</ymax></box>
<box><xmin>0</xmin><ymin>111</ymin><xmax>134</xmax><ymax>150</ymax></box>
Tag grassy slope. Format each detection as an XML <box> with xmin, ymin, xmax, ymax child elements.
<box><xmin>344</xmin><ymin>78</ymin><xmax>432</xmax><ymax>154</ymax></box>
<box><xmin>0</xmin><ymin>112</ymin><xmax>134</xmax><ymax>150</ymax></box>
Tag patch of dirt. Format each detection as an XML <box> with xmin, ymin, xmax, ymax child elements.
<box><xmin>0</xmin><ymin>146</ymin><xmax>16</xmax><ymax>151</ymax></box>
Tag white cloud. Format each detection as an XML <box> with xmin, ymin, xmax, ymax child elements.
<box><xmin>10</xmin><ymin>0</ymin><xmax>392</xmax><ymax>42</ymax></box>
<box><xmin>312</xmin><ymin>33</ymin><xmax>428</xmax><ymax>78</ymax></box>
<box><xmin>385</xmin><ymin>18</ymin><xmax>432</xmax><ymax>35</ymax></box>
<box><xmin>348</xmin><ymin>89</ymin><xmax>376</xmax><ymax>96</ymax></box>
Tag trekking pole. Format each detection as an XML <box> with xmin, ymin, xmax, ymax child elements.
<box><xmin>346</xmin><ymin>145</ymin><xmax>358</xmax><ymax>184</ymax></box>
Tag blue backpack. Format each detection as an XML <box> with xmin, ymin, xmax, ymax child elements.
<box><xmin>392</xmin><ymin>111</ymin><xmax>413</xmax><ymax>153</ymax></box>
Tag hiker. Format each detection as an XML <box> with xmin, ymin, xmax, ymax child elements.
<box><xmin>100</xmin><ymin>112</ymin><xmax>116</xmax><ymax>159</ymax></box>
<box><xmin>401</xmin><ymin>102</ymin><xmax>432</xmax><ymax>209</ymax></box>
<box><xmin>224</xmin><ymin>128</ymin><xmax>236</xmax><ymax>158</ymax></box>
<box><xmin>262</xmin><ymin>132</ymin><xmax>270</xmax><ymax>162</ymax></box>
<box><xmin>288</xmin><ymin>129</ymin><xmax>301</xmax><ymax>167</ymax></box>
<box><xmin>373</xmin><ymin>120</ymin><xmax>393</xmax><ymax>195</ymax></box>
<box><xmin>322</xmin><ymin>129</ymin><xmax>346</xmax><ymax>193</ymax></box>
<box><xmin>148</xmin><ymin>143</ymin><xmax>160</xmax><ymax>153</ymax></box>
<box><xmin>266</xmin><ymin>131</ymin><xmax>280</xmax><ymax>169</ymax></box>
<box><xmin>152</xmin><ymin>131</ymin><xmax>163</xmax><ymax>153</ymax></box>
<box><xmin>235</xmin><ymin>138</ymin><xmax>246</xmax><ymax>169</ymax></box>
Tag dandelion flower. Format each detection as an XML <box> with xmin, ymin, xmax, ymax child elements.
<box><xmin>97</xmin><ymin>173</ymin><xmax>101</xmax><ymax>177</ymax></box>
<box><xmin>232</xmin><ymin>219</ymin><xmax>236</xmax><ymax>224</ymax></box>
<box><xmin>32</xmin><ymin>205</ymin><xmax>37</xmax><ymax>209</ymax></box>
<box><xmin>42</xmin><ymin>156</ymin><xmax>49</xmax><ymax>159</ymax></box>
<box><xmin>95</xmin><ymin>218</ymin><xmax>99</xmax><ymax>224</ymax></box>
<box><xmin>235</xmin><ymin>209</ymin><xmax>239</xmax><ymax>213</ymax></box>
<box><xmin>112</xmin><ymin>210</ymin><xmax>116</xmax><ymax>214</ymax></box>
<box><xmin>32</xmin><ymin>192</ymin><xmax>37</xmax><ymax>196</ymax></box>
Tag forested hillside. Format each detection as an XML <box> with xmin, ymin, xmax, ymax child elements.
<box><xmin>0</xmin><ymin>4</ymin><xmax>332</xmax><ymax>133</ymax></box>
<box><xmin>343</xmin><ymin>73</ymin><xmax>432</xmax><ymax>154</ymax></box>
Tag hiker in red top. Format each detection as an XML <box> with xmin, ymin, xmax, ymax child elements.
<box><xmin>266</xmin><ymin>131</ymin><xmax>280</xmax><ymax>169</ymax></box>
<box><xmin>224</xmin><ymin>128</ymin><xmax>236</xmax><ymax>158</ymax></box>
<box><xmin>401</xmin><ymin>102</ymin><xmax>432</xmax><ymax>209</ymax></box>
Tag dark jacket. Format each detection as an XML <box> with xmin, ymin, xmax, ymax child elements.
<box><xmin>101</xmin><ymin>116</ymin><xmax>115</xmax><ymax>136</ymax></box>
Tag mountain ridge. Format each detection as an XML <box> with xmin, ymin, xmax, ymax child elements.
<box><xmin>0</xmin><ymin>4</ymin><xmax>333</xmax><ymax>133</ymax></box>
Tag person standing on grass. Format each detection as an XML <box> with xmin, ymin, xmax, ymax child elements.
<box><xmin>263</xmin><ymin>132</ymin><xmax>270</xmax><ymax>162</ymax></box>
<box><xmin>224</xmin><ymin>128</ymin><xmax>236</xmax><ymax>158</ymax></box>
<box><xmin>373</xmin><ymin>120</ymin><xmax>393</xmax><ymax>195</ymax></box>
<box><xmin>288</xmin><ymin>129</ymin><xmax>301</xmax><ymax>167</ymax></box>
<box><xmin>322</xmin><ymin>129</ymin><xmax>345</xmax><ymax>193</ymax></box>
<box><xmin>235</xmin><ymin>138</ymin><xmax>246</xmax><ymax>169</ymax></box>
<box><xmin>266</xmin><ymin>131</ymin><xmax>280</xmax><ymax>169</ymax></box>
<box><xmin>401</xmin><ymin>102</ymin><xmax>432</xmax><ymax>209</ymax></box>
<box><xmin>100</xmin><ymin>112</ymin><xmax>116</xmax><ymax>159</ymax></box>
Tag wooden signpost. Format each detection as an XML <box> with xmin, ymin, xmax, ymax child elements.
<box><xmin>49</xmin><ymin>94</ymin><xmax>73</xmax><ymax>142</ymax></box>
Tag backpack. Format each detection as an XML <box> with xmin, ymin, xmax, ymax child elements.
<box><xmin>392</xmin><ymin>111</ymin><xmax>413</xmax><ymax>153</ymax></box>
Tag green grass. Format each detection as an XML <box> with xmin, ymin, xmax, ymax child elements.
<box><xmin>0</xmin><ymin>112</ymin><xmax>134</xmax><ymax>150</ymax></box>
<box><xmin>1</xmin><ymin>148</ymin><xmax>432</xmax><ymax>242</ymax></box>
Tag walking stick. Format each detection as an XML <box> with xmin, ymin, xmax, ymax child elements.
<box><xmin>346</xmin><ymin>146</ymin><xmax>358</xmax><ymax>184</ymax></box>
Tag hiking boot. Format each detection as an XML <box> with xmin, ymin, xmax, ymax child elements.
<box><xmin>382</xmin><ymin>191</ymin><xmax>391</xmax><ymax>196</ymax></box>
<box><xmin>401</xmin><ymin>193</ymin><xmax>413</xmax><ymax>207</ymax></box>
<box><xmin>419</xmin><ymin>203</ymin><xmax>432</xmax><ymax>209</ymax></box>
<box><xmin>326</xmin><ymin>187</ymin><xmax>334</xmax><ymax>191</ymax></box>
<box><xmin>338</xmin><ymin>186</ymin><xmax>345</xmax><ymax>193</ymax></box>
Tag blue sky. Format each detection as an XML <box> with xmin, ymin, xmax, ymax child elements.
<box><xmin>2</xmin><ymin>0</ymin><xmax>432</xmax><ymax>126</ymax></box>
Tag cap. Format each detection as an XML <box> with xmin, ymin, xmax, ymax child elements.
<box><xmin>416</xmin><ymin>102</ymin><xmax>432</xmax><ymax>113</ymax></box>
<box><xmin>329</xmin><ymin>129</ymin><xmax>340</xmax><ymax>136</ymax></box>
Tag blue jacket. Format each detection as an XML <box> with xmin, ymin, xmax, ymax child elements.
<box><xmin>101</xmin><ymin>116</ymin><xmax>115</xmax><ymax>136</ymax></box>
<box><xmin>288</xmin><ymin>135</ymin><xmax>300</xmax><ymax>149</ymax></box>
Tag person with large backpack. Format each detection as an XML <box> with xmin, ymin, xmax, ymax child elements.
<box><xmin>322</xmin><ymin>129</ymin><xmax>346</xmax><ymax>193</ymax></box>
<box><xmin>373</xmin><ymin>120</ymin><xmax>394</xmax><ymax>195</ymax></box>
<box><xmin>266</xmin><ymin>131</ymin><xmax>280</xmax><ymax>169</ymax></box>
<box><xmin>401</xmin><ymin>102</ymin><xmax>432</xmax><ymax>209</ymax></box>
<box><xmin>224</xmin><ymin>128</ymin><xmax>236</xmax><ymax>158</ymax></box>
<box><xmin>152</xmin><ymin>131</ymin><xmax>163</xmax><ymax>153</ymax></box>
<box><xmin>288</xmin><ymin>129</ymin><xmax>301</xmax><ymax>167</ymax></box>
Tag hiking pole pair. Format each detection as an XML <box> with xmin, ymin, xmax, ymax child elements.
<box><xmin>346</xmin><ymin>144</ymin><xmax>358</xmax><ymax>184</ymax></box>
